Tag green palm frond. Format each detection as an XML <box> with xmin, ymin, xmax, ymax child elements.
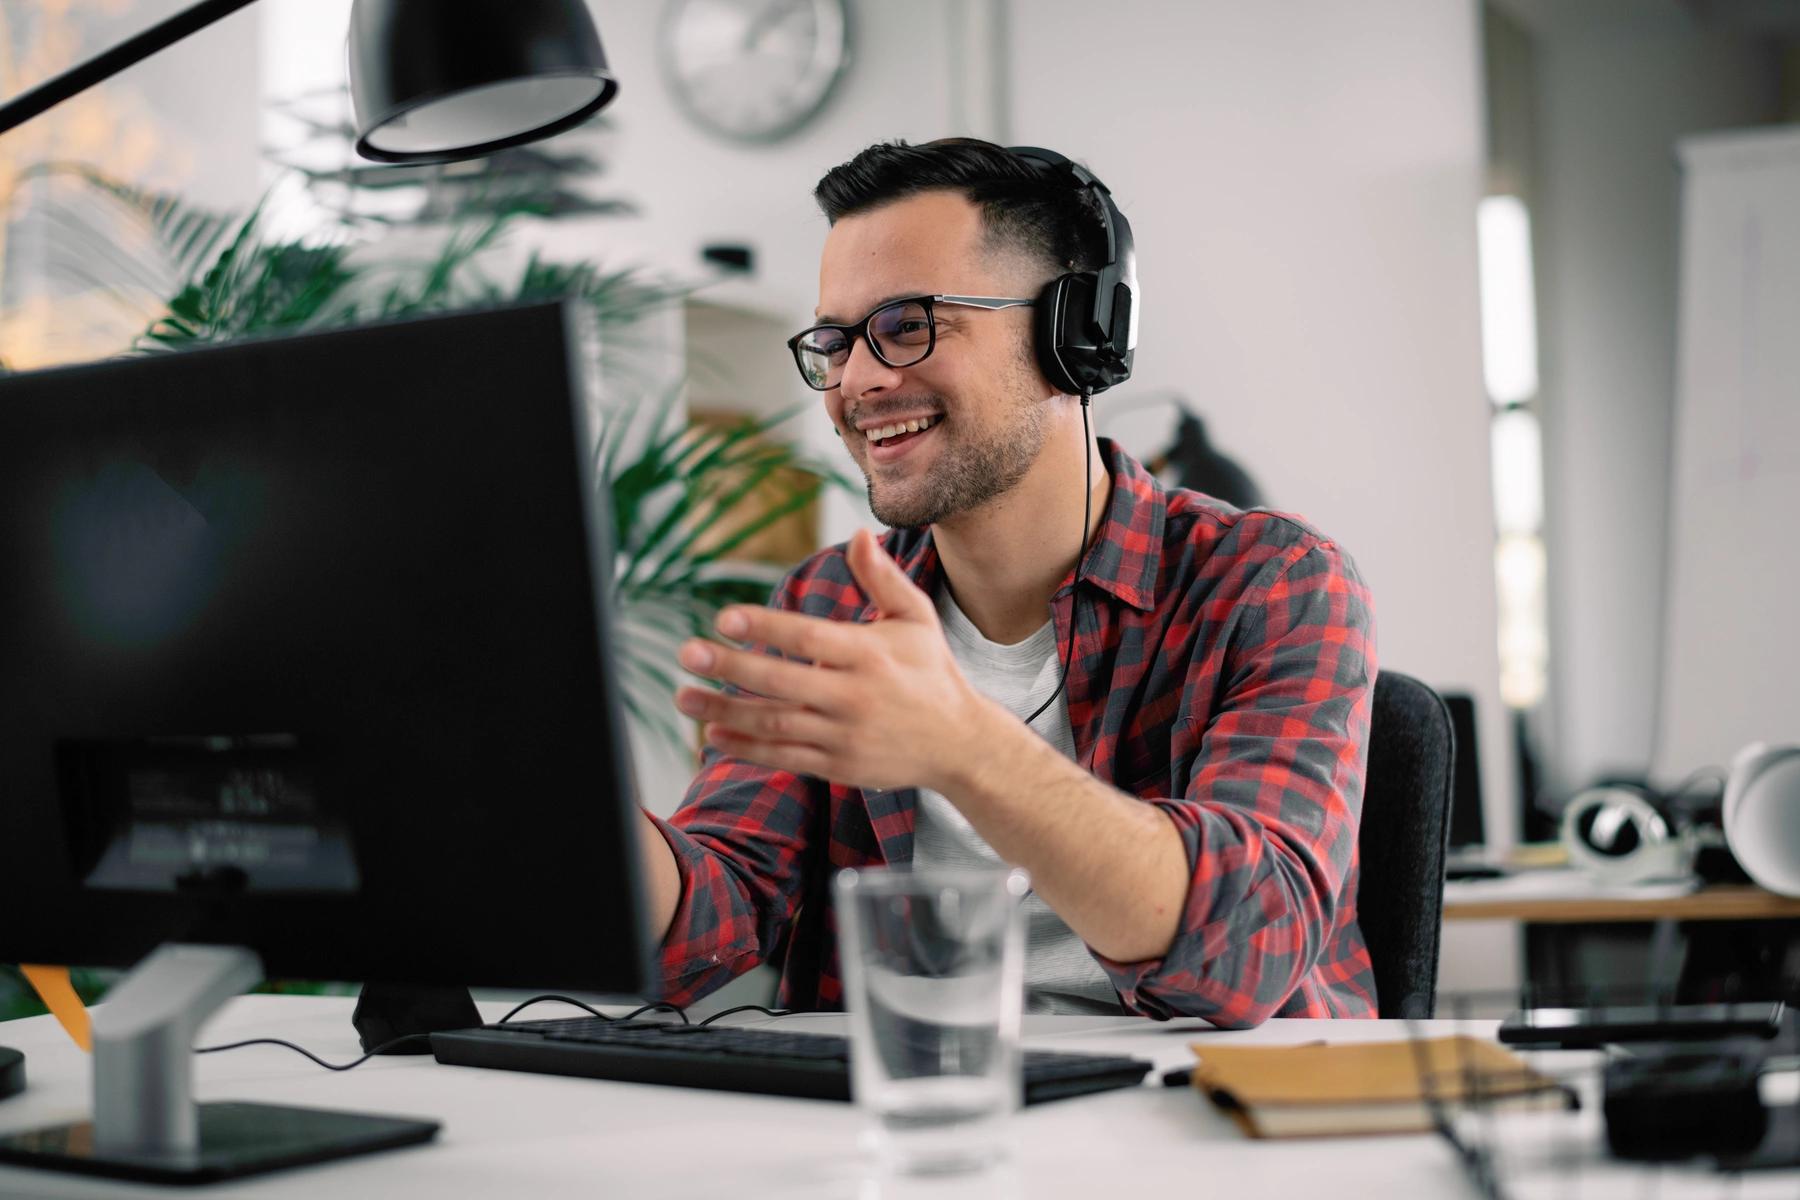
<box><xmin>369</xmin><ymin>207</ymin><xmax>514</xmax><ymax>318</ymax></box>
<box><xmin>141</xmin><ymin>208</ymin><xmax>361</xmax><ymax>349</ymax></box>
<box><xmin>20</xmin><ymin>161</ymin><xmax>240</xmax><ymax>285</ymax></box>
<box><xmin>605</xmin><ymin>400</ymin><xmax>844</xmax><ymax>596</ymax></box>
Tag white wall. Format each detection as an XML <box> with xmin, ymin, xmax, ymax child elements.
<box><xmin>1661</xmin><ymin>127</ymin><xmax>1800</xmax><ymax>774</ymax></box>
<box><xmin>119</xmin><ymin>0</ymin><xmax>264</xmax><ymax>209</ymax></box>
<box><xmin>1519</xmin><ymin>7</ymin><xmax>1778</xmax><ymax>793</ymax></box>
<box><xmin>1015</xmin><ymin>0</ymin><xmax>1511</xmax><ymax>835</ymax></box>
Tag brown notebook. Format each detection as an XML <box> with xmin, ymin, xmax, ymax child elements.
<box><xmin>1188</xmin><ymin>1036</ymin><xmax>1570</xmax><ymax>1138</ymax></box>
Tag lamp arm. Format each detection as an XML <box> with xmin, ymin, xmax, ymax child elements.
<box><xmin>0</xmin><ymin>0</ymin><xmax>262</xmax><ymax>137</ymax></box>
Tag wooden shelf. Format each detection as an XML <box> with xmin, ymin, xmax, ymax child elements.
<box><xmin>1443</xmin><ymin>884</ymin><xmax>1800</xmax><ymax>924</ymax></box>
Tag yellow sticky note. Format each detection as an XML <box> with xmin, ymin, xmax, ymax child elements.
<box><xmin>20</xmin><ymin>965</ymin><xmax>92</xmax><ymax>1053</ymax></box>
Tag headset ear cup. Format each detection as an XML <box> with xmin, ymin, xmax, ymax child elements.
<box><xmin>1033</xmin><ymin>271</ymin><xmax>1135</xmax><ymax>398</ymax></box>
<box><xmin>1033</xmin><ymin>275</ymin><xmax>1080</xmax><ymax>396</ymax></box>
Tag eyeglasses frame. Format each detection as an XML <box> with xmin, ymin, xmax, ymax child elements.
<box><xmin>785</xmin><ymin>294</ymin><xmax>1035</xmax><ymax>391</ymax></box>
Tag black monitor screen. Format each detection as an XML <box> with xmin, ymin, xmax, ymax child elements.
<box><xmin>0</xmin><ymin>302</ymin><xmax>648</xmax><ymax>995</ymax></box>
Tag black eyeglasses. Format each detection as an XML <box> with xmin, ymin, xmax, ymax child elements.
<box><xmin>785</xmin><ymin>294</ymin><xmax>1034</xmax><ymax>391</ymax></box>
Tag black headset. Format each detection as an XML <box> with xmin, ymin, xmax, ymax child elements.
<box><xmin>1006</xmin><ymin>146</ymin><xmax>1138</xmax><ymax>398</ymax></box>
<box><xmin>997</xmin><ymin>146</ymin><xmax>1137</xmax><ymax>729</ymax></box>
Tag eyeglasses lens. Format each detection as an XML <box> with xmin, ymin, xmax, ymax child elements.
<box><xmin>795</xmin><ymin>328</ymin><xmax>849</xmax><ymax>390</ymax></box>
<box><xmin>792</xmin><ymin>300</ymin><xmax>935</xmax><ymax>391</ymax></box>
<box><xmin>868</xmin><ymin>300</ymin><xmax>933</xmax><ymax>367</ymax></box>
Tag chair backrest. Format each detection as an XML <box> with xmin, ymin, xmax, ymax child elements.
<box><xmin>1356</xmin><ymin>671</ymin><xmax>1455</xmax><ymax>1019</ymax></box>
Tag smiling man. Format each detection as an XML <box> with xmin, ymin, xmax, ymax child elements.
<box><xmin>636</xmin><ymin>138</ymin><xmax>1379</xmax><ymax>1023</ymax></box>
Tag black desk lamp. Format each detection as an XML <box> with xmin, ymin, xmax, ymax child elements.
<box><xmin>0</xmin><ymin>0</ymin><xmax>619</xmax><ymax>164</ymax></box>
<box><xmin>0</xmin><ymin>0</ymin><xmax>617</xmax><ymax>1174</ymax></box>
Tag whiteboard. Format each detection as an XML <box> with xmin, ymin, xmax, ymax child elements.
<box><xmin>1659</xmin><ymin>127</ymin><xmax>1800</xmax><ymax>775</ymax></box>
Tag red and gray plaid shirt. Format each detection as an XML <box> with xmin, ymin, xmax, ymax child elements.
<box><xmin>648</xmin><ymin>439</ymin><xmax>1379</xmax><ymax>1025</ymax></box>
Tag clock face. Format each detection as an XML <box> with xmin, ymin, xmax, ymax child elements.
<box><xmin>660</xmin><ymin>0</ymin><xmax>851</xmax><ymax>142</ymax></box>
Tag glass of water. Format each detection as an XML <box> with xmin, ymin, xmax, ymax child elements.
<box><xmin>834</xmin><ymin>864</ymin><xmax>1030</xmax><ymax>1175</ymax></box>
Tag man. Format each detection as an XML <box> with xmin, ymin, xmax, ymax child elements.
<box><xmin>636</xmin><ymin>138</ymin><xmax>1377</xmax><ymax>1024</ymax></box>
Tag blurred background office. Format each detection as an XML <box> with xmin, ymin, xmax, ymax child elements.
<box><xmin>1</xmin><ymin>0</ymin><xmax>1796</xmax><ymax>1006</ymax></box>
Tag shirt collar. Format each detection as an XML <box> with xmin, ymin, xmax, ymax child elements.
<box><xmin>887</xmin><ymin>437</ymin><xmax>1164</xmax><ymax>614</ymax></box>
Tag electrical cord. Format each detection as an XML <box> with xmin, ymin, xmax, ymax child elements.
<box><xmin>194</xmin><ymin>1032</ymin><xmax>432</xmax><ymax>1071</ymax></box>
<box><xmin>192</xmin><ymin>996</ymin><xmax>798</xmax><ymax>1072</ymax></box>
<box><xmin>495</xmin><ymin>995</ymin><xmax>688</xmax><ymax>1025</ymax></box>
<box><xmin>1023</xmin><ymin>394</ymin><xmax>1095</xmax><ymax>729</ymax></box>
<box><xmin>697</xmin><ymin>1004</ymin><xmax>793</xmax><ymax>1026</ymax></box>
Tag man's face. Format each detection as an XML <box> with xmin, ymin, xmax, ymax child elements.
<box><xmin>816</xmin><ymin>191</ymin><xmax>1052</xmax><ymax>529</ymax></box>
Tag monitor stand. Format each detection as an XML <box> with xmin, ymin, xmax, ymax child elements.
<box><xmin>0</xmin><ymin>944</ymin><xmax>438</xmax><ymax>1185</ymax></box>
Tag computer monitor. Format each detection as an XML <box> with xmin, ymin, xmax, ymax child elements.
<box><xmin>1443</xmin><ymin>693</ymin><xmax>1486</xmax><ymax>851</ymax></box>
<box><xmin>0</xmin><ymin>301</ymin><xmax>650</xmax><ymax>1181</ymax></box>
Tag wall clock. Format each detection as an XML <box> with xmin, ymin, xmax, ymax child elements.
<box><xmin>659</xmin><ymin>0</ymin><xmax>851</xmax><ymax>142</ymax></box>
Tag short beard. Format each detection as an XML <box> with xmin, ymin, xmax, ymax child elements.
<box><xmin>864</xmin><ymin>382</ymin><xmax>1050</xmax><ymax>528</ymax></box>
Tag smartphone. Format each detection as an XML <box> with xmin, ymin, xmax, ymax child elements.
<box><xmin>1498</xmin><ymin>1000</ymin><xmax>1786</xmax><ymax>1048</ymax></box>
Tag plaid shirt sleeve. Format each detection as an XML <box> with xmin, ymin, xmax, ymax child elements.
<box><xmin>642</xmin><ymin>571</ymin><xmax>826</xmax><ymax>1007</ymax></box>
<box><xmin>1091</xmin><ymin>536</ymin><xmax>1377</xmax><ymax>1025</ymax></box>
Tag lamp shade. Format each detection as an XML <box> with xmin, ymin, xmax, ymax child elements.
<box><xmin>349</xmin><ymin>0</ymin><xmax>618</xmax><ymax>164</ymax></box>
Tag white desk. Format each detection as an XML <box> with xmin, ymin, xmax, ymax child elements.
<box><xmin>1</xmin><ymin>996</ymin><xmax>1794</xmax><ymax>1198</ymax></box>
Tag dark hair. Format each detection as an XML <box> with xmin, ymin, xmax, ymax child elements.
<box><xmin>812</xmin><ymin>137</ymin><xmax>1107</xmax><ymax>279</ymax></box>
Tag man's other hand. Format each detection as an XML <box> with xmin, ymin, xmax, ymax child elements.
<box><xmin>674</xmin><ymin>529</ymin><xmax>998</xmax><ymax>792</ymax></box>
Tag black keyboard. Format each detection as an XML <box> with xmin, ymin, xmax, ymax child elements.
<box><xmin>430</xmin><ymin>1017</ymin><xmax>1153</xmax><ymax>1104</ymax></box>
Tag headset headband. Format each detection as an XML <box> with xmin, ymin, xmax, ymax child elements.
<box><xmin>1005</xmin><ymin>145</ymin><xmax>1137</xmax><ymax>395</ymax></box>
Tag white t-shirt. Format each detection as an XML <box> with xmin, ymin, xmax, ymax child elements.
<box><xmin>910</xmin><ymin>586</ymin><xmax>1122</xmax><ymax>1015</ymax></box>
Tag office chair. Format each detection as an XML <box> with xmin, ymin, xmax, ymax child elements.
<box><xmin>1357</xmin><ymin>671</ymin><xmax>1456</xmax><ymax>1019</ymax></box>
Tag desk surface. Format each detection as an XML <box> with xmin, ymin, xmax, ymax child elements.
<box><xmin>1444</xmin><ymin>871</ymin><xmax>1800</xmax><ymax>923</ymax></box>
<box><xmin>2</xmin><ymin>995</ymin><xmax>1795</xmax><ymax>1199</ymax></box>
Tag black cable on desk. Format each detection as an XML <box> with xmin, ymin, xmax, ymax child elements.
<box><xmin>194</xmin><ymin>1032</ymin><xmax>432</xmax><ymax>1071</ymax></box>
<box><xmin>496</xmin><ymin>996</ymin><xmax>689</xmax><ymax>1025</ymax></box>
<box><xmin>697</xmin><ymin>1004</ymin><xmax>793</xmax><ymax>1026</ymax></box>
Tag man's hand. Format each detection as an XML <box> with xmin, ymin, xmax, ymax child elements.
<box><xmin>674</xmin><ymin>528</ymin><xmax>1000</xmax><ymax>793</ymax></box>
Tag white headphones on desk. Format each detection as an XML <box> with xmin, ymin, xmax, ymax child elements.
<box><xmin>1561</xmin><ymin>784</ymin><xmax>1697</xmax><ymax>885</ymax></box>
<box><xmin>1722</xmin><ymin>743</ymin><xmax>1800</xmax><ymax>898</ymax></box>
<box><xmin>1561</xmin><ymin>744</ymin><xmax>1800</xmax><ymax>892</ymax></box>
